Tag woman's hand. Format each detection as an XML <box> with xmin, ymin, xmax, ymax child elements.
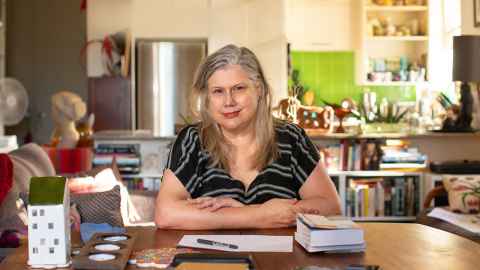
<box><xmin>258</xmin><ymin>198</ymin><xmax>299</xmax><ymax>228</ymax></box>
<box><xmin>294</xmin><ymin>204</ymin><xmax>321</xmax><ymax>215</ymax></box>
<box><xmin>188</xmin><ymin>196</ymin><xmax>244</xmax><ymax>212</ymax></box>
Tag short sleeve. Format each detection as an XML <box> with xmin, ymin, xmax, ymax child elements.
<box><xmin>288</xmin><ymin>124</ymin><xmax>320</xmax><ymax>185</ymax></box>
<box><xmin>164</xmin><ymin>126</ymin><xmax>201</xmax><ymax>192</ymax></box>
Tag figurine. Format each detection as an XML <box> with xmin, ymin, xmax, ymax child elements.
<box><xmin>50</xmin><ymin>91</ymin><xmax>86</xmax><ymax>149</ymax></box>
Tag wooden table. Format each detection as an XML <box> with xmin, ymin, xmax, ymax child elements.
<box><xmin>1</xmin><ymin>223</ymin><xmax>480</xmax><ymax>270</ymax></box>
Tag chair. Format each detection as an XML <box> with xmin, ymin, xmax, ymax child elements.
<box><xmin>422</xmin><ymin>185</ymin><xmax>448</xmax><ymax>209</ymax></box>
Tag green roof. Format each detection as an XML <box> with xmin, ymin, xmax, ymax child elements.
<box><xmin>29</xmin><ymin>177</ymin><xmax>67</xmax><ymax>205</ymax></box>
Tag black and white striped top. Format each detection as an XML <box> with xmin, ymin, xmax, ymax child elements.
<box><xmin>165</xmin><ymin>122</ymin><xmax>320</xmax><ymax>205</ymax></box>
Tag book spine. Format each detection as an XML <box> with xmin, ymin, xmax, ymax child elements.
<box><xmin>376</xmin><ymin>181</ymin><xmax>385</xmax><ymax>216</ymax></box>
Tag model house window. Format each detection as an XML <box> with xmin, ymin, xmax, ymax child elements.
<box><xmin>49</xmin><ymin>247</ymin><xmax>54</xmax><ymax>254</ymax></box>
<box><xmin>40</xmin><ymin>209</ymin><xmax>45</xmax><ymax>216</ymax></box>
<box><xmin>40</xmin><ymin>238</ymin><xmax>46</xmax><ymax>245</ymax></box>
<box><xmin>32</xmin><ymin>209</ymin><xmax>37</xmax><ymax>216</ymax></box>
<box><xmin>48</xmin><ymin>223</ymin><xmax>54</xmax><ymax>229</ymax></box>
<box><xmin>32</xmin><ymin>223</ymin><xmax>38</xmax><ymax>229</ymax></box>
<box><xmin>54</xmin><ymin>238</ymin><xmax>59</xmax><ymax>245</ymax></box>
<box><xmin>32</xmin><ymin>247</ymin><xmax>38</xmax><ymax>254</ymax></box>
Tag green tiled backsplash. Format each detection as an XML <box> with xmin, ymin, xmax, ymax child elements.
<box><xmin>290</xmin><ymin>51</ymin><xmax>416</xmax><ymax>106</ymax></box>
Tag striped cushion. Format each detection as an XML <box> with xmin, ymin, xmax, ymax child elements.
<box><xmin>71</xmin><ymin>186</ymin><xmax>123</xmax><ymax>227</ymax></box>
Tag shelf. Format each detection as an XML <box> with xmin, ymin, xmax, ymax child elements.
<box><xmin>352</xmin><ymin>216</ymin><xmax>417</xmax><ymax>222</ymax></box>
<box><xmin>308</xmin><ymin>131</ymin><xmax>480</xmax><ymax>140</ymax></box>
<box><xmin>365</xmin><ymin>5</ymin><xmax>428</xmax><ymax>12</ymax></box>
<box><xmin>366</xmin><ymin>36</ymin><xmax>428</xmax><ymax>41</ymax></box>
<box><xmin>122</xmin><ymin>173</ymin><xmax>163</xmax><ymax>179</ymax></box>
<box><xmin>328</xmin><ymin>170</ymin><xmax>423</xmax><ymax>177</ymax></box>
<box><xmin>362</xmin><ymin>81</ymin><xmax>425</xmax><ymax>86</ymax></box>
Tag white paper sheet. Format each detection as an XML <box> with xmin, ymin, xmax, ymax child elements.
<box><xmin>177</xmin><ymin>235</ymin><xmax>293</xmax><ymax>252</ymax></box>
<box><xmin>427</xmin><ymin>207</ymin><xmax>480</xmax><ymax>234</ymax></box>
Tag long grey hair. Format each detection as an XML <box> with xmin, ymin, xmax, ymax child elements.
<box><xmin>190</xmin><ymin>44</ymin><xmax>278</xmax><ymax>171</ymax></box>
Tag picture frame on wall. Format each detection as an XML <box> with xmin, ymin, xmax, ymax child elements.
<box><xmin>475</xmin><ymin>0</ymin><xmax>480</xmax><ymax>27</ymax></box>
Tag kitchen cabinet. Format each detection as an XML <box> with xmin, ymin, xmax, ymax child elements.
<box><xmin>286</xmin><ymin>0</ymin><xmax>353</xmax><ymax>51</ymax></box>
<box><xmin>357</xmin><ymin>0</ymin><xmax>431</xmax><ymax>86</ymax></box>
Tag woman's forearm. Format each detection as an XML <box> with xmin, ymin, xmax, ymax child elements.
<box><xmin>155</xmin><ymin>201</ymin><xmax>264</xmax><ymax>230</ymax></box>
<box><xmin>295</xmin><ymin>197</ymin><xmax>342</xmax><ymax>216</ymax></box>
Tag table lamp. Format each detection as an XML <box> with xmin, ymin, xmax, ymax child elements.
<box><xmin>452</xmin><ymin>35</ymin><xmax>480</xmax><ymax>131</ymax></box>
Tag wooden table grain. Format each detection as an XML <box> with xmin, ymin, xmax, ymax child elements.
<box><xmin>1</xmin><ymin>223</ymin><xmax>479</xmax><ymax>270</ymax></box>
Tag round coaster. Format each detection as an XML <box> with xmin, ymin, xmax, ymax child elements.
<box><xmin>95</xmin><ymin>244</ymin><xmax>121</xmax><ymax>251</ymax></box>
<box><xmin>88</xmin><ymin>253</ymin><xmax>116</xmax><ymax>261</ymax></box>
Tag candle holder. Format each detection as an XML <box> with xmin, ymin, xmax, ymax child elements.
<box><xmin>334</xmin><ymin>107</ymin><xmax>351</xmax><ymax>133</ymax></box>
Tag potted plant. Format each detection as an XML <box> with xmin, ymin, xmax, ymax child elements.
<box><xmin>358</xmin><ymin>98</ymin><xmax>409</xmax><ymax>134</ymax></box>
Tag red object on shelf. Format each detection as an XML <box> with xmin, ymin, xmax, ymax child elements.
<box><xmin>43</xmin><ymin>146</ymin><xmax>93</xmax><ymax>174</ymax></box>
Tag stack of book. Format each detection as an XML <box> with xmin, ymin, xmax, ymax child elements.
<box><xmin>295</xmin><ymin>214</ymin><xmax>365</xmax><ymax>253</ymax></box>
<box><xmin>93</xmin><ymin>144</ymin><xmax>141</xmax><ymax>174</ymax></box>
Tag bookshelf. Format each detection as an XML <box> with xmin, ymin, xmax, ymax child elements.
<box><xmin>92</xmin><ymin>130</ymin><xmax>172</xmax><ymax>192</ymax></box>
<box><xmin>316</xmin><ymin>135</ymin><xmax>427</xmax><ymax>221</ymax></box>
<box><xmin>329</xmin><ymin>170</ymin><xmax>424</xmax><ymax>221</ymax></box>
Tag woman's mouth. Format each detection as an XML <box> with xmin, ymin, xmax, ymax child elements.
<box><xmin>222</xmin><ymin>110</ymin><xmax>241</xmax><ymax>119</ymax></box>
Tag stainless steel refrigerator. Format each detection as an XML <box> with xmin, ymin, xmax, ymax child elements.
<box><xmin>136</xmin><ymin>40</ymin><xmax>207</xmax><ymax>136</ymax></box>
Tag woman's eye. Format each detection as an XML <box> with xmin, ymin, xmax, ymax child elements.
<box><xmin>212</xmin><ymin>89</ymin><xmax>223</xmax><ymax>94</ymax></box>
<box><xmin>234</xmin><ymin>86</ymin><xmax>246</xmax><ymax>91</ymax></box>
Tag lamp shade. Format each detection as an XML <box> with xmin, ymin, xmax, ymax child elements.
<box><xmin>453</xmin><ymin>35</ymin><xmax>480</xmax><ymax>82</ymax></box>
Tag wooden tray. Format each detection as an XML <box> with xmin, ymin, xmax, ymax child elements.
<box><xmin>72</xmin><ymin>232</ymin><xmax>136</xmax><ymax>270</ymax></box>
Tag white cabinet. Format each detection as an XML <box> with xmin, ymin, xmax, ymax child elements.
<box><xmin>357</xmin><ymin>0</ymin><xmax>431</xmax><ymax>85</ymax></box>
<box><xmin>286</xmin><ymin>0</ymin><xmax>353</xmax><ymax>51</ymax></box>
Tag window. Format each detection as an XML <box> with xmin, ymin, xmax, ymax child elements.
<box><xmin>40</xmin><ymin>238</ymin><xmax>46</xmax><ymax>245</ymax></box>
<box><xmin>32</xmin><ymin>223</ymin><xmax>38</xmax><ymax>230</ymax></box>
<box><xmin>40</xmin><ymin>209</ymin><xmax>45</xmax><ymax>216</ymax></box>
<box><xmin>54</xmin><ymin>238</ymin><xmax>59</xmax><ymax>245</ymax></box>
<box><xmin>32</xmin><ymin>247</ymin><xmax>38</xmax><ymax>254</ymax></box>
<box><xmin>32</xmin><ymin>209</ymin><xmax>37</xmax><ymax>217</ymax></box>
<box><xmin>49</xmin><ymin>247</ymin><xmax>54</xmax><ymax>254</ymax></box>
<box><xmin>48</xmin><ymin>223</ymin><xmax>54</xmax><ymax>229</ymax></box>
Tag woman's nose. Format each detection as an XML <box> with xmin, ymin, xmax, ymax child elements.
<box><xmin>224</xmin><ymin>90</ymin><xmax>236</xmax><ymax>106</ymax></box>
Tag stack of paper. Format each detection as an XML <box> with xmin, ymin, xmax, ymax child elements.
<box><xmin>295</xmin><ymin>214</ymin><xmax>366</xmax><ymax>253</ymax></box>
<box><xmin>427</xmin><ymin>207</ymin><xmax>480</xmax><ymax>234</ymax></box>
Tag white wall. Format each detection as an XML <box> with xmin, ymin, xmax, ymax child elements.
<box><xmin>208</xmin><ymin>0</ymin><xmax>249</xmax><ymax>52</ymax></box>
<box><xmin>132</xmin><ymin>0</ymin><xmax>209</xmax><ymax>39</ymax></box>
<box><xmin>247</xmin><ymin>0</ymin><xmax>288</xmax><ymax>105</ymax></box>
<box><xmin>461</xmin><ymin>0</ymin><xmax>480</xmax><ymax>35</ymax></box>
<box><xmin>86</xmin><ymin>0</ymin><xmax>132</xmax><ymax>77</ymax></box>
<box><xmin>87</xmin><ymin>0</ymin><xmax>288</xmax><ymax>103</ymax></box>
<box><xmin>86</xmin><ymin>0</ymin><xmax>209</xmax><ymax>77</ymax></box>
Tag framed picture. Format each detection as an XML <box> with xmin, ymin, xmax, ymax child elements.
<box><xmin>475</xmin><ymin>0</ymin><xmax>480</xmax><ymax>27</ymax></box>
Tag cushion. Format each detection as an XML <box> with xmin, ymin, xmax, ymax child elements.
<box><xmin>0</xmin><ymin>143</ymin><xmax>55</xmax><ymax>233</ymax></box>
<box><xmin>443</xmin><ymin>175</ymin><xmax>480</xmax><ymax>214</ymax></box>
<box><xmin>71</xmin><ymin>186</ymin><xmax>124</xmax><ymax>227</ymax></box>
<box><xmin>68</xmin><ymin>165</ymin><xmax>141</xmax><ymax>225</ymax></box>
<box><xmin>0</xmin><ymin>154</ymin><xmax>13</xmax><ymax>205</ymax></box>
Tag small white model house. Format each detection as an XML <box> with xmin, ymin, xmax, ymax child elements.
<box><xmin>28</xmin><ymin>176</ymin><xmax>71</xmax><ymax>268</ymax></box>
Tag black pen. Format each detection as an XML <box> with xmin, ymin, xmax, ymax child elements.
<box><xmin>196</xmin><ymin>238</ymin><xmax>239</xmax><ymax>249</ymax></box>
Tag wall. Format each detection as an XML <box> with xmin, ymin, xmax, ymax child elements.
<box><xmin>87</xmin><ymin>0</ymin><xmax>288</xmax><ymax>105</ymax></box>
<box><xmin>461</xmin><ymin>0</ymin><xmax>480</xmax><ymax>35</ymax></box>
<box><xmin>86</xmin><ymin>0</ymin><xmax>209</xmax><ymax>77</ymax></box>
<box><xmin>7</xmin><ymin>0</ymin><xmax>87</xmax><ymax>144</ymax></box>
<box><xmin>291</xmin><ymin>51</ymin><xmax>416</xmax><ymax>105</ymax></box>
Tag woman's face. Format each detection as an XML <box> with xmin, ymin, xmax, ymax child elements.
<box><xmin>206</xmin><ymin>64</ymin><xmax>260</xmax><ymax>134</ymax></box>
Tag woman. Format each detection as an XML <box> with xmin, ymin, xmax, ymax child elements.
<box><xmin>155</xmin><ymin>44</ymin><xmax>341</xmax><ymax>230</ymax></box>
